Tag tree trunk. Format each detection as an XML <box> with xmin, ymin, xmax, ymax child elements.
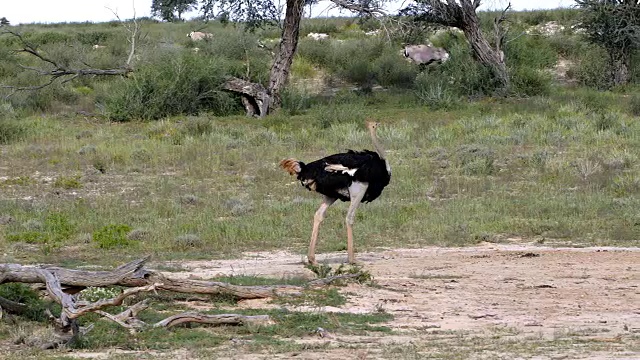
<box><xmin>267</xmin><ymin>0</ymin><xmax>305</xmax><ymax>113</ymax></box>
<box><xmin>610</xmin><ymin>50</ymin><xmax>631</xmax><ymax>86</ymax></box>
<box><xmin>460</xmin><ymin>12</ymin><xmax>509</xmax><ymax>92</ymax></box>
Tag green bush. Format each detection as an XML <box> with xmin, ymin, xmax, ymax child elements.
<box><xmin>280</xmin><ymin>87</ymin><xmax>314</xmax><ymax>116</ymax></box>
<box><xmin>24</xmin><ymin>31</ymin><xmax>74</xmax><ymax>45</ymax></box>
<box><xmin>297</xmin><ymin>39</ymin><xmax>332</xmax><ymax>66</ymax></box>
<box><xmin>0</xmin><ymin>283</ymin><xmax>48</xmax><ymax>321</ymax></box>
<box><xmin>422</xmin><ymin>42</ymin><xmax>498</xmax><ymax>97</ymax></box>
<box><xmin>93</xmin><ymin>224</ymin><xmax>133</xmax><ymax>249</ymax></box>
<box><xmin>505</xmin><ymin>35</ymin><xmax>557</xmax><ymax>70</ymax></box>
<box><xmin>314</xmin><ymin>100</ymin><xmax>367</xmax><ymax>129</ymax></box>
<box><xmin>629</xmin><ymin>94</ymin><xmax>640</xmax><ymax>117</ymax></box>
<box><xmin>301</xmin><ymin>21</ymin><xmax>339</xmax><ymax>36</ymax></box>
<box><xmin>373</xmin><ymin>52</ymin><xmax>418</xmax><ymax>89</ymax></box>
<box><xmin>510</xmin><ymin>67</ymin><xmax>552</xmax><ymax>96</ymax></box>
<box><xmin>329</xmin><ymin>39</ymin><xmax>387</xmax><ymax>87</ymax></box>
<box><xmin>192</xmin><ymin>30</ymin><xmax>270</xmax><ymax>84</ymax></box>
<box><xmin>6</xmin><ymin>212</ymin><xmax>75</xmax><ymax>252</ymax></box>
<box><xmin>0</xmin><ymin>118</ymin><xmax>26</xmax><ymax>144</ymax></box>
<box><xmin>53</xmin><ymin>176</ymin><xmax>82</xmax><ymax>189</ymax></box>
<box><xmin>180</xmin><ymin>116</ymin><xmax>213</xmax><ymax>136</ymax></box>
<box><xmin>76</xmin><ymin>31</ymin><xmax>112</xmax><ymax>45</ymax></box>
<box><xmin>547</xmin><ymin>34</ymin><xmax>590</xmax><ymax>58</ymax></box>
<box><xmin>414</xmin><ymin>74</ymin><xmax>457</xmax><ymax>110</ymax></box>
<box><xmin>103</xmin><ymin>52</ymin><xmax>241</xmax><ymax>121</ymax></box>
<box><xmin>574</xmin><ymin>46</ymin><xmax>610</xmax><ymax>89</ymax></box>
<box><xmin>299</xmin><ymin>38</ymin><xmax>418</xmax><ymax>90</ymax></box>
<box><xmin>455</xmin><ymin>144</ymin><xmax>496</xmax><ymax>176</ymax></box>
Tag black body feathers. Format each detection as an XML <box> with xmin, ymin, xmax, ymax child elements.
<box><xmin>293</xmin><ymin>150</ymin><xmax>390</xmax><ymax>202</ymax></box>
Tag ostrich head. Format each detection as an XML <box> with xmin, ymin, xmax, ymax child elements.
<box><xmin>365</xmin><ymin>119</ymin><xmax>380</xmax><ymax>131</ymax></box>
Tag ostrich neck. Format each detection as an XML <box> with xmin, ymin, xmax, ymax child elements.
<box><xmin>369</xmin><ymin>128</ymin><xmax>391</xmax><ymax>174</ymax></box>
<box><xmin>369</xmin><ymin>129</ymin><xmax>386</xmax><ymax>160</ymax></box>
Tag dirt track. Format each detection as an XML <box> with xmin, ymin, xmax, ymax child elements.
<box><xmin>154</xmin><ymin>242</ymin><xmax>640</xmax><ymax>359</ymax></box>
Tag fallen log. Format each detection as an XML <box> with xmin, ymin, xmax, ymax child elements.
<box><xmin>153</xmin><ymin>312</ymin><xmax>273</xmax><ymax>328</ymax></box>
<box><xmin>0</xmin><ymin>295</ymin><xmax>27</xmax><ymax>314</ymax></box>
<box><xmin>0</xmin><ymin>257</ymin><xmax>358</xmax><ymax>347</ymax></box>
<box><xmin>1</xmin><ymin>258</ymin><xmax>303</xmax><ymax>299</ymax></box>
<box><xmin>120</xmin><ymin>269</ymin><xmax>303</xmax><ymax>298</ymax></box>
<box><xmin>0</xmin><ymin>256</ymin><xmax>147</xmax><ymax>287</ymax></box>
<box><xmin>222</xmin><ymin>76</ymin><xmax>271</xmax><ymax>118</ymax></box>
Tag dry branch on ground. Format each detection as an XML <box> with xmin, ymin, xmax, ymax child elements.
<box><xmin>0</xmin><ymin>257</ymin><xmax>352</xmax><ymax>347</ymax></box>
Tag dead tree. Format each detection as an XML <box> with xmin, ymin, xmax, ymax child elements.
<box><xmin>401</xmin><ymin>0</ymin><xmax>512</xmax><ymax>92</ymax></box>
<box><xmin>0</xmin><ymin>10</ymin><xmax>140</xmax><ymax>98</ymax></box>
<box><xmin>0</xmin><ymin>257</ymin><xmax>357</xmax><ymax>347</ymax></box>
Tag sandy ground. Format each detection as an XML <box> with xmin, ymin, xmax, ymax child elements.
<box><xmin>155</xmin><ymin>242</ymin><xmax>639</xmax><ymax>359</ymax></box>
<box><xmin>65</xmin><ymin>242</ymin><xmax>640</xmax><ymax>359</ymax></box>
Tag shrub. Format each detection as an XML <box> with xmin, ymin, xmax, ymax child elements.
<box><xmin>628</xmin><ymin>94</ymin><xmax>640</xmax><ymax>117</ymax></box>
<box><xmin>547</xmin><ymin>34</ymin><xmax>589</xmax><ymax>58</ymax></box>
<box><xmin>280</xmin><ymin>87</ymin><xmax>314</xmax><ymax>116</ymax></box>
<box><xmin>78</xmin><ymin>287</ymin><xmax>121</xmax><ymax>302</ymax></box>
<box><xmin>414</xmin><ymin>75</ymin><xmax>457</xmax><ymax>110</ymax></box>
<box><xmin>92</xmin><ymin>224</ymin><xmax>133</xmax><ymax>249</ymax></box>
<box><xmin>103</xmin><ymin>52</ymin><xmax>241</xmax><ymax>121</ymax></box>
<box><xmin>76</xmin><ymin>31</ymin><xmax>112</xmax><ymax>45</ymax></box>
<box><xmin>510</xmin><ymin>67</ymin><xmax>552</xmax><ymax>96</ymax></box>
<box><xmin>373</xmin><ymin>52</ymin><xmax>418</xmax><ymax>89</ymax></box>
<box><xmin>24</xmin><ymin>31</ymin><xmax>73</xmax><ymax>45</ymax></box>
<box><xmin>301</xmin><ymin>21</ymin><xmax>339</xmax><ymax>36</ymax></box>
<box><xmin>127</xmin><ymin>228</ymin><xmax>150</xmax><ymax>241</ymax></box>
<box><xmin>299</xmin><ymin>38</ymin><xmax>416</xmax><ymax>90</ymax></box>
<box><xmin>455</xmin><ymin>144</ymin><xmax>496</xmax><ymax>176</ymax></box>
<box><xmin>573</xmin><ymin>46</ymin><xmax>610</xmax><ymax>89</ymax></box>
<box><xmin>418</xmin><ymin>42</ymin><xmax>497</xmax><ymax>97</ymax></box>
<box><xmin>193</xmin><ymin>30</ymin><xmax>270</xmax><ymax>84</ymax></box>
<box><xmin>0</xmin><ymin>283</ymin><xmax>47</xmax><ymax>321</ymax></box>
<box><xmin>297</xmin><ymin>39</ymin><xmax>332</xmax><ymax>66</ymax></box>
<box><xmin>6</xmin><ymin>212</ymin><xmax>75</xmax><ymax>252</ymax></box>
<box><xmin>180</xmin><ymin>117</ymin><xmax>213</xmax><ymax>137</ymax></box>
<box><xmin>6</xmin><ymin>78</ymin><xmax>79</xmax><ymax>114</ymax></box>
<box><xmin>291</xmin><ymin>55</ymin><xmax>317</xmax><ymax>79</ymax></box>
<box><xmin>0</xmin><ymin>118</ymin><xmax>27</xmax><ymax>144</ymax></box>
<box><xmin>173</xmin><ymin>234</ymin><xmax>204</xmax><ymax>249</ymax></box>
<box><xmin>314</xmin><ymin>101</ymin><xmax>367</xmax><ymax>129</ymax></box>
<box><xmin>53</xmin><ymin>176</ymin><xmax>82</xmax><ymax>189</ymax></box>
<box><xmin>505</xmin><ymin>35</ymin><xmax>557</xmax><ymax>70</ymax></box>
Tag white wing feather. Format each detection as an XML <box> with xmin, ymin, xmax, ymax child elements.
<box><xmin>324</xmin><ymin>163</ymin><xmax>358</xmax><ymax>176</ymax></box>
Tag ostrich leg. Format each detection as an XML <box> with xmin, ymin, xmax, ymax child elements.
<box><xmin>346</xmin><ymin>182</ymin><xmax>368</xmax><ymax>264</ymax></box>
<box><xmin>308</xmin><ymin>195</ymin><xmax>336</xmax><ymax>265</ymax></box>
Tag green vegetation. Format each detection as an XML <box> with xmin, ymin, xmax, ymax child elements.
<box><xmin>0</xmin><ymin>91</ymin><xmax>638</xmax><ymax>263</ymax></box>
<box><xmin>92</xmin><ymin>224</ymin><xmax>134</xmax><ymax>249</ymax></box>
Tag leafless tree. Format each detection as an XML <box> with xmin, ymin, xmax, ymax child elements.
<box><xmin>1</xmin><ymin>9</ymin><xmax>141</xmax><ymax>98</ymax></box>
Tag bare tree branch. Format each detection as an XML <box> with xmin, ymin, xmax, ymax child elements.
<box><xmin>106</xmin><ymin>5</ymin><xmax>141</xmax><ymax>66</ymax></box>
<box><xmin>0</xmin><ymin>14</ymin><xmax>139</xmax><ymax>98</ymax></box>
<box><xmin>71</xmin><ymin>284</ymin><xmax>160</xmax><ymax>319</ymax></box>
<box><xmin>327</xmin><ymin>0</ymin><xmax>388</xmax><ymax>17</ymax></box>
<box><xmin>0</xmin><ymin>295</ymin><xmax>27</xmax><ymax>315</ymax></box>
<box><xmin>493</xmin><ymin>2</ymin><xmax>511</xmax><ymax>62</ymax></box>
<box><xmin>1</xmin><ymin>257</ymin><xmax>368</xmax><ymax>345</ymax></box>
<box><xmin>153</xmin><ymin>312</ymin><xmax>273</xmax><ymax>328</ymax></box>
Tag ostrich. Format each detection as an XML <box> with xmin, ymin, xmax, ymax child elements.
<box><xmin>279</xmin><ymin>120</ymin><xmax>391</xmax><ymax>265</ymax></box>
